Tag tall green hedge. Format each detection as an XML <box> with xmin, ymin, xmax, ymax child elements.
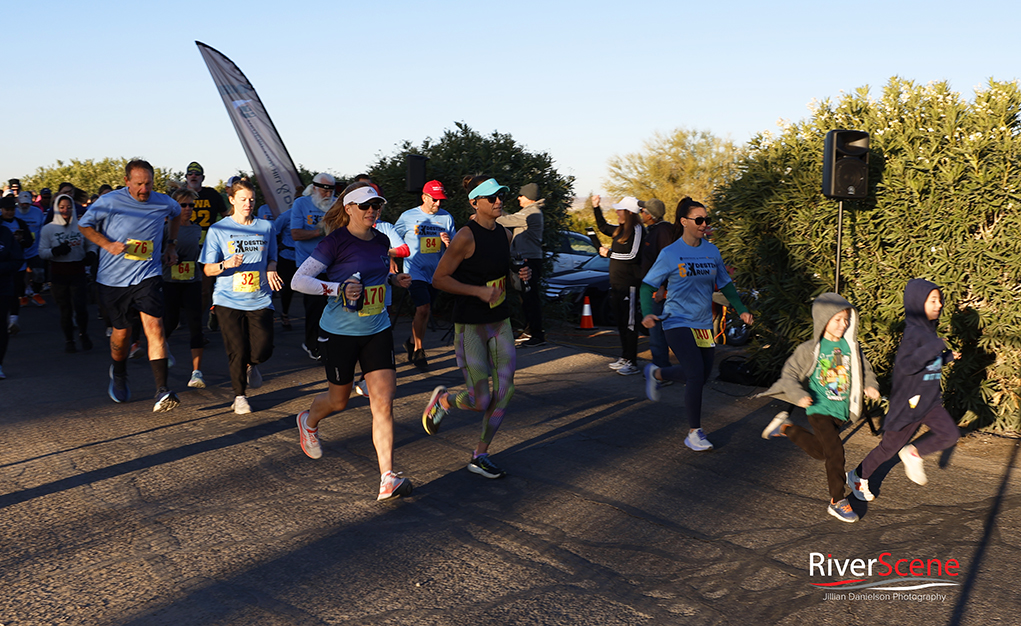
<box><xmin>712</xmin><ymin>78</ymin><xmax>1021</xmax><ymax>433</ymax></box>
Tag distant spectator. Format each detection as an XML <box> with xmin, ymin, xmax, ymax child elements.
<box><xmin>497</xmin><ymin>183</ymin><xmax>546</xmax><ymax>347</ymax></box>
<box><xmin>38</xmin><ymin>193</ymin><xmax>95</xmax><ymax>352</ymax></box>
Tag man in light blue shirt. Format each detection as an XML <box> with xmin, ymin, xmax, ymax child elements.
<box><xmin>79</xmin><ymin>159</ymin><xmax>182</xmax><ymax>412</ymax></box>
<box><xmin>289</xmin><ymin>172</ymin><xmax>335</xmax><ymax>360</ymax></box>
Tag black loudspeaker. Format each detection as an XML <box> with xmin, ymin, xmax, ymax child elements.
<box><xmin>822</xmin><ymin>130</ymin><xmax>869</xmax><ymax>199</ymax></box>
<box><xmin>405</xmin><ymin>154</ymin><xmax>428</xmax><ymax>194</ymax></box>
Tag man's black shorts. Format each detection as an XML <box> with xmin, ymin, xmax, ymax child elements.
<box><xmin>98</xmin><ymin>276</ymin><xmax>165</xmax><ymax>329</ymax></box>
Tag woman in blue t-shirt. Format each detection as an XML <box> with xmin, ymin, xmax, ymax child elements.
<box><xmin>290</xmin><ymin>182</ymin><xmax>414</xmax><ymax>502</ymax></box>
<box><xmin>199</xmin><ymin>179</ymin><xmax>283</xmax><ymax>415</ymax></box>
<box><xmin>639</xmin><ymin>198</ymin><xmax>753</xmax><ymax>452</ymax></box>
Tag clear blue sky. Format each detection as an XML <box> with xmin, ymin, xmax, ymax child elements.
<box><xmin>2</xmin><ymin>0</ymin><xmax>1017</xmax><ymax>199</ymax></box>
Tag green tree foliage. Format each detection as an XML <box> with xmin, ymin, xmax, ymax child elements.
<box><xmin>712</xmin><ymin>77</ymin><xmax>1021</xmax><ymax>432</ymax></box>
<box><xmin>366</xmin><ymin>122</ymin><xmax>575</xmax><ymax>271</ymax></box>
<box><xmin>21</xmin><ymin>158</ymin><xmax>182</xmax><ymax>195</ymax></box>
<box><xmin>605</xmin><ymin>128</ymin><xmax>742</xmax><ymax>213</ymax></box>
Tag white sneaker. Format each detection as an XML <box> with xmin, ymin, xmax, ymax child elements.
<box><xmin>608</xmin><ymin>357</ymin><xmax>628</xmax><ymax>370</ymax></box>
<box><xmin>616</xmin><ymin>361</ymin><xmax>640</xmax><ymax>376</ymax></box>
<box><xmin>644</xmin><ymin>363</ymin><xmax>661</xmax><ymax>402</ymax></box>
<box><xmin>247</xmin><ymin>364</ymin><xmax>263</xmax><ymax>389</ymax></box>
<box><xmin>761</xmin><ymin>411</ymin><xmax>793</xmax><ymax>439</ymax></box>
<box><xmin>898</xmin><ymin>444</ymin><xmax>928</xmax><ymax>485</ymax></box>
<box><xmin>847</xmin><ymin>469</ymin><xmax>875</xmax><ymax>501</ymax></box>
<box><xmin>354</xmin><ymin>379</ymin><xmax>369</xmax><ymax>398</ymax></box>
<box><xmin>297</xmin><ymin>410</ymin><xmax>322</xmax><ymax>459</ymax></box>
<box><xmin>232</xmin><ymin>395</ymin><xmax>252</xmax><ymax>414</ymax></box>
<box><xmin>188</xmin><ymin>370</ymin><xmax>206</xmax><ymax>388</ymax></box>
<box><xmin>685</xmin><ymin>428</ymin><xmax>714</xmax><ymax>451</ymax></box>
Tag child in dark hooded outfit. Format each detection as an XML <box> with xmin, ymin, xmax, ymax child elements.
<box><xmin>760</xmin><ymin>292</ymin><xmax>880</xmax><ymax>523</ymax></box>
<box><xmin>846</xmin><ymin>279</ymin><xmax>961</xmax><ymax>501</ymax></box>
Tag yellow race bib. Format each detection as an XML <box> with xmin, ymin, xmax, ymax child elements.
<box><xmin>124</xmin><ymin>239</ymin><xmax>154</xmax><ymax>261</ymax></box>
<box><xmin>486</xmin><ymin>276</ymin><xmax>506</xmax><ymax>309</ymax></box>
<box><xmin>171</xmin><ymin>261</ymin><xmax>196</xmax><ymax>281</ymax></box>
<box><xmin>692</xmin><ymin>328</ymin><xmax>715</xmax><ymax>348</ymax></box>
<box><xmin>358</xmin><ymin>284</ymin><xmax>387</xmax><ymax>317</ymax></box>
<box><xmin>232</xmin><ymin>270</ymin><xmax>261</xmax><ymax>292</ymax></box>
<box><xmin>419</xmin><ymin>236</ymin><xmax>442</xmax><ymax>254</ymax></box>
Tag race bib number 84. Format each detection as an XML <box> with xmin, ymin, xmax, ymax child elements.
<box><xmin>420</xmin><ymin>236</ymin><xmax>442</xmax><ymax>254</ymax></box>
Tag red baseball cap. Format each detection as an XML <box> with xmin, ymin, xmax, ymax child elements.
<box><xmin>422</xmin><ymin>180</ymin><xmax>447</xmax><ymax>200</ymax></box>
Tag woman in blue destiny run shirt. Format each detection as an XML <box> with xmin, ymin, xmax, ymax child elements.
<box><xmin>199</xmin><ymin>179</ymin><xmax>283</xmax><ymax>415</ymax></box>
<box><xmin>639</xmin><ymin>198</ymin><xmax>754</xmax><ymax>453</ymax></box>
<box><xmin>290</xmin><ymin>182</ymin><xmax>414</xmax><ymax>502</ymax></box>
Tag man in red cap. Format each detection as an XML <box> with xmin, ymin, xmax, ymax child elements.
<box><xmin>394</xmin><ymin>180</ymin><xmax>456</xmax><ymax>368</ymax></box>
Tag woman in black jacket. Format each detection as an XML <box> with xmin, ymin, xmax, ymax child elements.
<box><xmin>593</xmin><ymin>195</ymin><xmax>646</xmax><ymax>375</ymax></box>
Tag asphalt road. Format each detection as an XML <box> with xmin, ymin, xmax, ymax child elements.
<box><xmin>1</xmin><ymin>295</ymin><xmax>1019</xmax><ymax>625</ymax></box>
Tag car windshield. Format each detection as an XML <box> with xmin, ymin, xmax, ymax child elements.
<box><xmin>578</xmin><ymin>254</ymin><xmax>610</xmax><ymax>272</ymax></box>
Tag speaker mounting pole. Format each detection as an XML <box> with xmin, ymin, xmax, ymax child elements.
<box><xmin>835</xmin><ymin>200</ymin><xmax>843</xmax><ymax>293</ymax></box>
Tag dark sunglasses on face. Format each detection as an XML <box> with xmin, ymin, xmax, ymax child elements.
<box><xmin>684</xmin><ymin>215</ymin><xmax>711</xmax><ymax>226</ymax></box>
<box><xmin>477</xmin><ymin>191</ymin><xmax>506</xmax><ymax>204</ymax></box>
<box><xmin>357</xmin><ymin>201</ymin><xmax>384</xmax><ymax>211</ymax></box>
<box><xmin>179</xmin><ymin>202</ymin><xmax>195</xmax><ymax>208</ymax></box>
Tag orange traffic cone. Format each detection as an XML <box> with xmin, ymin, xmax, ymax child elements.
<box><xmin>578</xmin><ymin>296</ymin><xmax>594</xmax><ymax>329</ymax></box>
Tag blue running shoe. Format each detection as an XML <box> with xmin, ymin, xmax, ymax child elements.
<box><xmin>828</xmin><ymin>498</ymin><xmax>859</xmax><ymax>523</ymax></box>
<box><xmin>108</xmin><ymin>365</ymin><xmax>130</xmax><ymax>403</ymax></box>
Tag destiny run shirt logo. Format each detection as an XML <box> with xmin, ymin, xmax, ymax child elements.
<box><xmin>677</xmin><ymin>260</ymin><xmax>715</xmax><ymax>278</ymax></box>
<box><xmin>227</xmin><ymin>237</ymin><xmax>267</xmax><ymax>255</ymax></box>
<box><xmin>808</xmin><ymin>551</ymin><xmax>961</xmax><ymax>601</ymax></box>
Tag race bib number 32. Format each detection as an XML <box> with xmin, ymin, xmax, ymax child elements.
<box><xmin>124</xmin><ymin>239</ymin><xmax>154</xmax><ymax>261</ymax></box>
<box><xmin>358</xmin><ymin>284</ymin><xmax>387</xmax><ymax>317</ymax></box>
<box><xmin>233</xmin><ymin>270</ymin><xmax>261</xmax><ymax>293</ymax></box>
<box><xmin>420</xmin><ymin>236</ymin><xmax>442</xmax><ymax>254</ymax></box>
<box><xmin>486</xmin><ymin>276</ymin><xmax>506</xmax><ymax>309</ymax></box>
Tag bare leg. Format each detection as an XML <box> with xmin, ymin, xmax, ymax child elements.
<box><xmin>412</xmin><ymin>303</ymin><xmax>430</xmax><ymax>350</ymax></box>
<box><xmin>141</xmin><ymin>313</ymin><xmax>168</xmax><ymax>360</ymax></box>
<box><xmin>364</xmin><ymin>368</ymin><xmax>396</xmax><ymax>476</ymax></box>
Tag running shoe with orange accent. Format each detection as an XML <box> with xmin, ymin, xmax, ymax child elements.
<box><xmin>297</xmin><ymin>410</ymin><xmax>321</xmax><ymax>459</ymax></box>
<box><xmin>377</xmin><ymin>471</ymin><xmax>412</xmax><ymax>501</ymax></box>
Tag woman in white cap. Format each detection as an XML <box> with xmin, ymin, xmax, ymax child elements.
<box><xmin>199</xmin><ymin>179</ymin><xmax>284</xmax><ymax>414</ymax></box>
<box><xmin>291</xmin><ymin>182</ymin><xmax>414</xmax><ymax>502</ymax></box>
<box><xmin>421</xmin><ymin>175</ymin><xmax>531</xmax><ymax>480</ymax></box>
<box><xmin>592</xmin><ymin>195</ymin><xmax>646</xmax><ymax>376</ymax></box>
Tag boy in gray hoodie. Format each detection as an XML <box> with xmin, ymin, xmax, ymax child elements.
<box><xmin>38</xmin><ymin>194</ymin><xmax>96</xmax><ymax>351</ymax></box>
<box><xmin>760</xmin><ymin>292</ymin><xmax>880</xmax><ymax>523</ymax></box>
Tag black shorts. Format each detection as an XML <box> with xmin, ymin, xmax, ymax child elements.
<box><xmin>99</xmin><ymin>276</ymin><xmax>165</xmax><ymax>329</ymax></box>
<box><xmin>408</xmin><ymin>280</ymin><xmax>435</xmax><ymax>308</ymax></box>
<box><xmin>323</xmin><ymin>328</ymin><xmax>396</xmax><ymax>386</ymax></box>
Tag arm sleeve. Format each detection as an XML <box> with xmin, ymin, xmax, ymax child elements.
<box><xmin>593</xmin><ymin>206</ymin><xmax>615</xmax><ymax>237</ymax></box>
<box><xmin>897</xmin><ymin>336</ymin><xmax>949</xmax><ymax>375</ymax></box>
<box><xmin>719</xmin><ymin>282</ymin><xmax>750</xmax><ymax>316</ymax></box>
<box><xmin>290</xmin><ymin>257</ymin><xmax>340</xmax><ymax>296</ymax></box>
<box><xmin>609</xmin><ymin>225</ymin><xmax>643</xmax><ymax>262</ymax></box>
<box><xmin>391</xmin><ymin>243</ymin><xmax>410</xmax><ymax>258</ymax></box>
<box><xmin>640</xmin><ymin>282</ymin><xmax>656</xmax><ymax>316</ymax></box>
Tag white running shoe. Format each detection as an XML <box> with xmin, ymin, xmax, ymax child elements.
<box><xmin>644</xmin><ymin>363</ymin><xmax>661</xmax><ymax>402</ymax></box>
<box><xmin>354</xmin><ymin>379</ymin><xmax>369</xmax><ymax>398</ymax></box>
<box><xmin>297</xmin><ymin>410</ymin><xmax>321</xmax><ymax>459</ymax></box>
<box><xmin>761</xmin><ymin>411</ymin><xmax>793</xmax><ymax>439</ymax></box>
<box><xmin>232</xmin><ymin>395</ymin><xmax>252</xmax><ymax>415</ymax></box>
<box><xmin>247</xmin><ymin>364</ymin><xmax>263</xmax><ymax>389</ymax></box>
<box><xmin>685</xmin><ymin>428</ymin><xmax>714</xmax><ymax>451</ymax></box>
<box><xmin>188</xmin><ymin>370</ymin><xmax>206</xmax><ymax>389</ymax></box>
<box><xmin>899</xmin><ymin>444</ymin><xmax>928</xmax><ymax>485</ymax></box>
<box><xmin>846</xmin><ymin>469</ymin><xmax>875</xmax><ymax>501</ymax></box>
<box><xmin>608</xmin><ymin>357</ymin><xmax>628</xmax><ymax>370</ymax></box>
<box><xmin>617</xmin><ymin>361</ymin><xmax>640</xmax><ymax>376</ymax></box>
<box><xmin>377</xmin><ymin>471</ymin><xmax>412</xmax><ymax>501</ymax></box>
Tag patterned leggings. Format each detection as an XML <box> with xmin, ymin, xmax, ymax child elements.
<box><xmin>452</xmin><ymin>319</ymin><xmax>516</xmax><ymax>444</ymax></box>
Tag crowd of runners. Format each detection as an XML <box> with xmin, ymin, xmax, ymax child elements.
<box><xmin>1</xmin><ymin>163</ymin><xmax>961</xmax><ymax>514</ymax></box>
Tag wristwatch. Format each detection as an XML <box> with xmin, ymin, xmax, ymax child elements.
<box><xmin>166</xmin><ymin>238</ymin><xmax>178</xmax><ymax>245</ymax></box>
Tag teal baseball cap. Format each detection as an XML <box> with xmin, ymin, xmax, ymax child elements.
<box><xmin>468</xmin><ymin>178</ymin><xmax>510</xmax><ymax>200</ymax></box>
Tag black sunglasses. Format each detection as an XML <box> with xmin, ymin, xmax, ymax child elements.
<box><xmin>683</xmin><ymin>215</ymin><xmax>711</xmax><ymax>226</ymax></box>
<box><xmin>356</xmin><ymin>201</ymin><xmax>384</xmax><ymax>211</ymax></box>
<box><xmin>179</xmin><ymin>202</ymin><xmax>195</xmax><ymax>208</ymax></box>
<box><xmin>476</xmin><ymin>191</ymin><xmax>506</xmax><ymax>204</ymax></box>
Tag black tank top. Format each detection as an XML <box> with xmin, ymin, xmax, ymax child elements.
<box><xmin>452</xmin><ymin>220</ymin><xmax>511</xmax><ymax>324</ymax></box>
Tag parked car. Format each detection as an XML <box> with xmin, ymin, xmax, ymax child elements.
<box><xmin>545</xmin><ymin>254</ymin><xmax>614</xmax><ymax>325</ymax></box>
<box><xmin>549</xmin><ymin>230</ymin><xmax>598</xmax><ymax>274</ymax></box>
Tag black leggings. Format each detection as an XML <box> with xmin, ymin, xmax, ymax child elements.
<box><xmin>164</xmin><ymin>281</ymin><xmax>204</xmax><ymax>349</ymax></box>
<box><xmin>660</xmin><ymin>327</ymin><xmax>715</xmax><ymax>430</ymax></box>
<box><xmin>216</xmin><ymin>306</ymin><xmax>274</xmax><ymax>397</ymax></box>
<box><xmin>276</xmin><ymin>257</ymin><xmax>296</xmax><ymax>317</ymax></box>
<box><xmin>610</xmin><ymin>285</ymin><xmax>639</xmax><ymax>363</ymax></box>
<box><xmin>50</xmin><ymin>275</ymin><xmax>89</xmax><ymax>341</ymax></box>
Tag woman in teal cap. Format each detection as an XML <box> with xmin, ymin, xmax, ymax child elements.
<box><xmin>421</xmin><ymin>175</ymin><xmax>531</xmax><ymax>479</ymax></box>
